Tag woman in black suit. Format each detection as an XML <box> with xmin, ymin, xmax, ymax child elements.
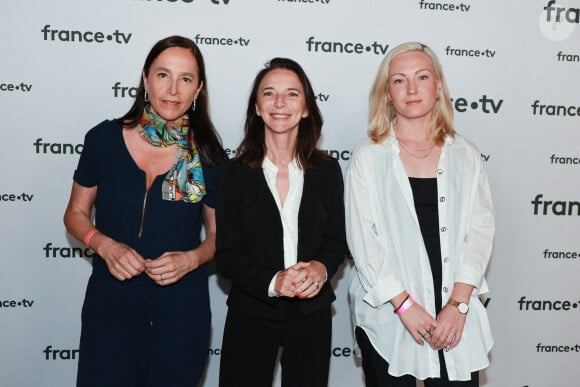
<box><xmin>215</xmin><ymin>57</ymin><xmax>346</xmax><ymax>387</ymax></box>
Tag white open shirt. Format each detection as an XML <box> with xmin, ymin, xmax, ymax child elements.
<box><xmin>345</xmin><ymin>133</ymin><xmax>494</xmax><ymax>381</ymax></box>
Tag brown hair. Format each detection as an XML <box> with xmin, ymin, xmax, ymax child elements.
<box><xmin>118</xmin><ymin>35</ymin><xmax>225</xmax><ymax>166</ymax></box>
<box><xmin>235</xmin><ymin>57</ymin><xmax>328</xmax><ymax>170</ymax></box>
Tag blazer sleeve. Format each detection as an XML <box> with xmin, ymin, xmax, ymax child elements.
<box><xmin>311</xmin><ymin>159</ymin><xmax>347</xmax><ymax>281</ymax></box>
<box><xmin>215</xmin><ymin>162</ymin><xmax>281</xmax><ymax>303</ymax></box>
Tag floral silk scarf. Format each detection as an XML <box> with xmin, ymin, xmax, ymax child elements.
<box><xmin>137</xmin><ymin>105</ymin><xmax>206</xmax><ymax>203</ymax></box>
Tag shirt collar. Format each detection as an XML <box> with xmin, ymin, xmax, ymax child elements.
<box><xmin>262</xmin><ymin>155</ymin><xmax>301</xmax><ymax>172</ymax></box>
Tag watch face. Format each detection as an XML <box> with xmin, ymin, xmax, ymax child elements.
<box><xmin>458</xmin><ymin>303</ymin><xmax>469</xmax><ymax>314</ymax></box>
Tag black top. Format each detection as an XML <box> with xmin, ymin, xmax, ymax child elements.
<box><xmin>409</xmin><ymin>177</ymin><xmax>443</xmax><ymax>313</ymax></box>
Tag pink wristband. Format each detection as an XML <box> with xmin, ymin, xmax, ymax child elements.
<box><xmin>83</xmin><ymin>228</ymin><xmax>99</xmax><ymax>247</ymax></box>
<box><xmin>396</xmin><ymin>296</ymin><xmax>415</xmax><ymax>315</ymax></box>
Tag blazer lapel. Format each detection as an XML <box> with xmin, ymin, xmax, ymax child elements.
<box><xmin>250</xmin><ymin>166</ymin><xmax>283</xmax><ymax>227</ymax></box>
<box><xmin>297</xmin><ymin>169</ymin><xmax>319</xmax><ymax>259</ymax></box>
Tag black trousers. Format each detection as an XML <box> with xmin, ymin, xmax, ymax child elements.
<box><xmin>219</xmin><ymin>306</ymin><xmax>331</xmax><ymax>387</ymax></box>
<box><xmin>355</xmin><ymin>327</ymin><xmax>479</xmax><ymax>387</ymax></box>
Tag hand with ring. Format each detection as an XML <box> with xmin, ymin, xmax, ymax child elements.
<box><xmin>395</xmin><ymin>297</ymin><xmax>437</xmax><ymax>346</ymax></box>
<box><xmin>288</xmin><ymin>260</ymin><xmax>327</xmax><ymax>299</ymax></box>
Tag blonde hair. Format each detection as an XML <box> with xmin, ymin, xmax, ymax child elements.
<box><xmin>368</xmin><ymin>42</ymin><xmax>455</xmax><ymax>144</ymax></box>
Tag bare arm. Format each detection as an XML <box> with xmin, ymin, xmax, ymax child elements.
<box><xmin>190</xmin><ymin>204</ymin><xmax>217</xmax><ymax>268</ymax></box>
<box><xmin>63</xmin><ymin>181</ymin><xmax>145</xmax><ymax>280</ymax></box>
<box><xmin>63</xmin><ymin>182</ymin><xmax>97</xmax><ymax>243</ymax></box>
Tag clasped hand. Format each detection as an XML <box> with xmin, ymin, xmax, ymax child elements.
<box><xmin>274</xmin><ymin>260</ymin><xmax>326</xmax><ymax>299</ymax></box>
<box><xmin>399</xmin><ymin>302</ymin><xmax>466</xmax><ymax>351</ymax></box>
<box><xmin>101</xmin><ymin>239</ymin><xmax>195</xmax><ymax>286</ymax></box>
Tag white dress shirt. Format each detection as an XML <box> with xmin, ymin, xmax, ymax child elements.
<box><xmin>345</xmin><ymin>132</ymin><xmax>494</xmax><ymax>381</ymax></box>
<box><xmin>262</xmin><ymin>156</ymin><xmax>304</xmax><ymax>296</ymax></box>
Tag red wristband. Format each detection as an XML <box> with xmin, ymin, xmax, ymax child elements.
<box><xmin>396</xmin><ymin>296</ymin><xmax>415</xmax><ymax>315</ymax></box>
<box><xmin>83</xmin><ymin>228</ymin><xmax>100</xmax><ymax>247</ymax></box>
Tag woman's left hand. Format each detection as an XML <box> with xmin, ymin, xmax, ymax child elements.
<box><xmin>144</xmin><ymin>251</ymin><xmax>197</xmax><ymax>286</ymax></box>
<box><xmin>430</xmin><ymin>304</ymin><xmax>466</xmax><ymax>351</ymax></box>
<box><xmin>290</xmin><ymin>260</ymin><xmax>327</xmax><ymax>299</ymax></box>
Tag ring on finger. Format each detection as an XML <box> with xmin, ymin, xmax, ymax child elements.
<box><xmin>313</xmin><ymin>282</ymin><xmax>320</xmax><ymax>289</ymax></box>
<box><xmin>445</xmin><ymin>345</ymin><xmax>450</xmax><ymax>352</ymax></box>
<box><xmin>160</xmin><ymin>274</ymin><xmax>164</xmax><ymax>285</ymax></box>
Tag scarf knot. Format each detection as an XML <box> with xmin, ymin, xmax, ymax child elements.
<box><xmin>137</xmin><ymin>105</ymin><xmax>206</xmax><ymax>203</ymax></box>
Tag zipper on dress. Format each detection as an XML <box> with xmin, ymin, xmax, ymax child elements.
<box><xmin>138</xmin><ymin>188</ymin><xmax>149</xmax><ymax>239</ymax></box>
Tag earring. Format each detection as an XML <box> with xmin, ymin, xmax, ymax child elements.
<box><xmin>144</xmin><ymin>91</ymin><xmax>149</xmax><ymax>103</ymax></box>
<box><xmin>192</xmin><ymin>99</ymin><xmax>196</xmax><ymax>112</ymax></box>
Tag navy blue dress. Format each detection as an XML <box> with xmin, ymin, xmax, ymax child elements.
<box><xmin>73</xmin><ymin>120</ymin><xmax>217</xmax><ymax>387</ymax></box>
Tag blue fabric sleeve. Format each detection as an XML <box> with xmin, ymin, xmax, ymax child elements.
<box><xmin>73</xmin><ymin>120</ymin><xmax>111</xmax><ymax>187</ymax></box>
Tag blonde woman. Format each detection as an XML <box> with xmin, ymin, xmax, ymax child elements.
<box><xmin>346</xmin><ymin>42</ymin><xmax>494</xmax><ymax>386</ymax></box>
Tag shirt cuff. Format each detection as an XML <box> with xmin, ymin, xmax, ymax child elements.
<box><xmin>268</xmin><ymin>271</ymin><xmax>281</xmax><ymax>297</ymax></box>
<box><xmin>362</xmin><ymin>274</ymin><xmax>404</xmax><ymax>308</ymax></box>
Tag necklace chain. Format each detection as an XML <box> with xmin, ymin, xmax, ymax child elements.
<box><xmin>398</xmin><ymin>140</ymin><xmax>435</xmax><ymax>159</ymax></box>
<box><xmin>394</xmin><ymin>123</ymin><xmax>435</xmax><ymax>159</ymax></box>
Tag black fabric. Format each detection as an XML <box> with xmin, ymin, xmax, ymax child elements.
<box><xmin>409</xmin><ymin>177</ymin><xmax>442</xmax><ymax>312</ymax></box>
<box><xmin>219</xmin><ymin>307</ymin><xmax>332</xmax><ymax>387</ymax></box>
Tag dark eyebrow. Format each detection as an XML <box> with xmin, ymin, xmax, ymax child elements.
<box><xmin>260</xmin><ymin>86</ymin><xmax>303</xmax><ymax>93</ymax></box>
<box><xmin>154</xmin><ymin>66</ymin><xmax>195</xmax><ymax>78</ymax></box>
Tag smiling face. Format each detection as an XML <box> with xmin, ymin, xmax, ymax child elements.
<box><xmin>143</xmin><ymin>46</ymin><xmax>203</xmax><ymax>123</ymax></box>
<box><xmin>387</xmin><ymin>50</ymin><xmax>442</xmax><ymax>123</ymax></box>
<box><xmin>255</xmin><ymin>68</ymin><xmax>309</xmax><ymax>138</ymax></box>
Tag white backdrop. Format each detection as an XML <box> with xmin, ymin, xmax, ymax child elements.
<box><xmin>1</xmin><ymin>1</ymin><xmax>579</xmax><ymax>386</ymax></box>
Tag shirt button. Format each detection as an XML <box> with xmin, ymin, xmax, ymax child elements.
<box><xmin>444</xmin><ymin>257</ymin><xmax>449</xmax><ymax>263</ymax></box>
<box><xmin>442</xmin><ymin>287</ymin><xmax>448</xmax><ymax>293</ymax></box>
<box><xmin>437</xmin><ymin>169</ymin><xmax>443</xmax><ymax>175</ymax></box>
<box><xmin>440</xmin><ymin>226</ymin><xmax>447</xmax><ymax>232</ymax></box>
<box><xmin>440</xmin><ymin>196</ymin><xmax>446</xmax><ymax>202</ymax></box>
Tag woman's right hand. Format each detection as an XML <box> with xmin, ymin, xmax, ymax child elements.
<box><xmin>273</xmin><ymin>266</ymin><xmax>304</xmax><ymax>298</ymax></box>
<box><xmin>398</xmin><ymin>302</ymin><xmax>437</xmax><ymax>346</ymax></box>
<box><xmin>97</xmin><ymin>237</ymin><xmax>146</xmax><ymax>281</ymax></box>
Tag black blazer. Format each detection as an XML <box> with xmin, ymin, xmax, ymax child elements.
<box><xmin>215</xmin><ymin>158</ymin><xmax>346</xmax><ymax>320</ymax></box>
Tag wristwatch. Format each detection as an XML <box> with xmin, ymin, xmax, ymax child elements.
<box><xmin>447</xmin><ymin>299</ymin><xmax>469</xmax><ymax>314</ymax></box>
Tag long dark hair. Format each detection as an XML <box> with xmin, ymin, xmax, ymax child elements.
<box><xmin>236</xmin><ymin>57</ymin><xmax>328</xmax><ymax>170</ymax></box>
<box><xmin>118</xmin><ymin>35</ymin><xmax>225</xmax><ymax>166</ymax></box>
